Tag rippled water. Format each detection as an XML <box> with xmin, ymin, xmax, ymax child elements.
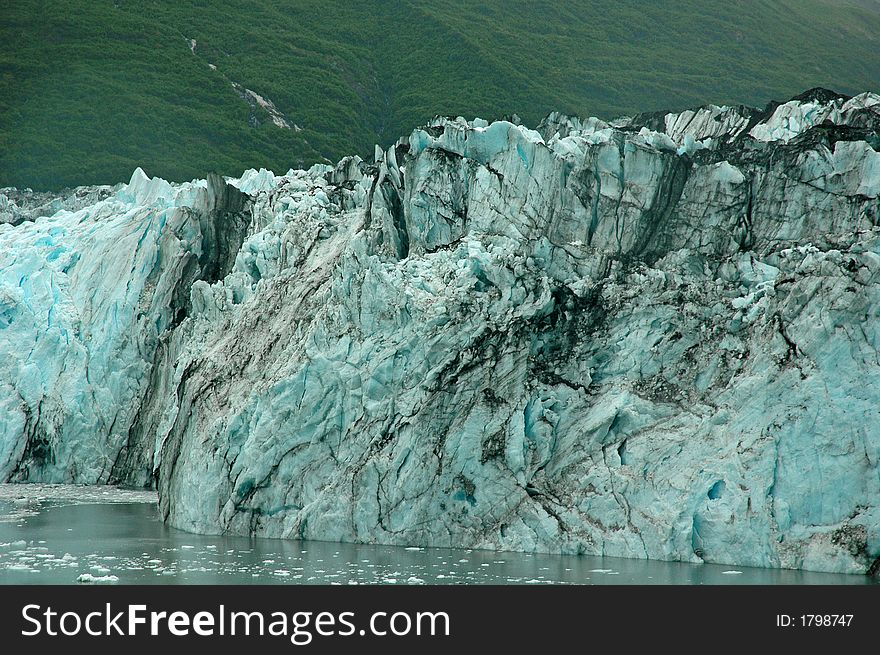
<box><xmin>0</xmin><ymin>485</ymin><xmax>875</xmax><ymax>585</ymax></box>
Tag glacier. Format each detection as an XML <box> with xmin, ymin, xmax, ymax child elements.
<box><xmin>1</xmin><ymin>89</ymin><xmax>879</xmax><ymax>574</ymax></box>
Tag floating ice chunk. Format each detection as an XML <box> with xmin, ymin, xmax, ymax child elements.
<box><xmin>7</xmin><ymin>564</ymin><xmax>36</xmax><ymax>571</ymax></box>
<box><xmin>1</xmin><ymin>540</ymin><xmax>28</xmax><ymax>549</ymax></box>
<box><xmin>76</xmin><ymin>573</ymin><xmax>119</xmax><ymax>584</ymax></box>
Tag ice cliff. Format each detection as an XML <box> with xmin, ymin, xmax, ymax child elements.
<box><xmin>2</xmin><ymin>89</ymin><xmax>879</xmax><ymax>574</ymax></box>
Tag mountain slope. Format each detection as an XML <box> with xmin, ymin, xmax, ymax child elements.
<box><xmin>1</xmin><ymin>0</ymin><xmax>879</xmax><ymax>189</ymax></box>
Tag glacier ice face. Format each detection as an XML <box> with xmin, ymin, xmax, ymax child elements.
<box><xmin>0</xmin><ymin>169</ymin><xmax>249</xmax><ymax>483</ymax></box>
<box><xmin>2</xmin><ymin>90</ymin><xmax>880</xmax><ymax>574</ymax></box>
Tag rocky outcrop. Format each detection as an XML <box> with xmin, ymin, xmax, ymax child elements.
<box><xmin>1</xmin><ymin>90</ymin><xmax>879</xmax><ymax>574</ymax></box>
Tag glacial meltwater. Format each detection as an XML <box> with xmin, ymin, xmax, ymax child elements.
<box><xmin>0</xmin><ymin>485</ymin><xmax>875</xmax><ymax>585</ymax></box>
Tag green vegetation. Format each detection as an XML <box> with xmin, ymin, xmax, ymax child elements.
<box><xmin>2</xmin><ymin>0</ymin><xmax>879</xmax><ymax>190</ymax></box>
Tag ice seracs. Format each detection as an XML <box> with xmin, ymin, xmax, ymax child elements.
<box><xmin>1</xmin><ymin>89</ymin><xmax>879</xmax><ymax>575</ymax></box>
<box><xmin>749</xmin><ymin>91</ymin><xmax>880</xmax><ymax>143</ymax></box>
<box><xmin>0</xmin><ymin>169</ymin><xmax>248</xmax><ymax>484</ymax></box>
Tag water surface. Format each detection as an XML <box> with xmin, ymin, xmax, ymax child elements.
<box><xmin>0</xmin><ymin>485</ymin><xmax>874</xmax><ymax>585</ymax></box>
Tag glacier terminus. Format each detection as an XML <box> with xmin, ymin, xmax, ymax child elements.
<box><xmin>1</xmin><ymin>89</ymin><xmax>879</xmax><ymax>575</ymax></box>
